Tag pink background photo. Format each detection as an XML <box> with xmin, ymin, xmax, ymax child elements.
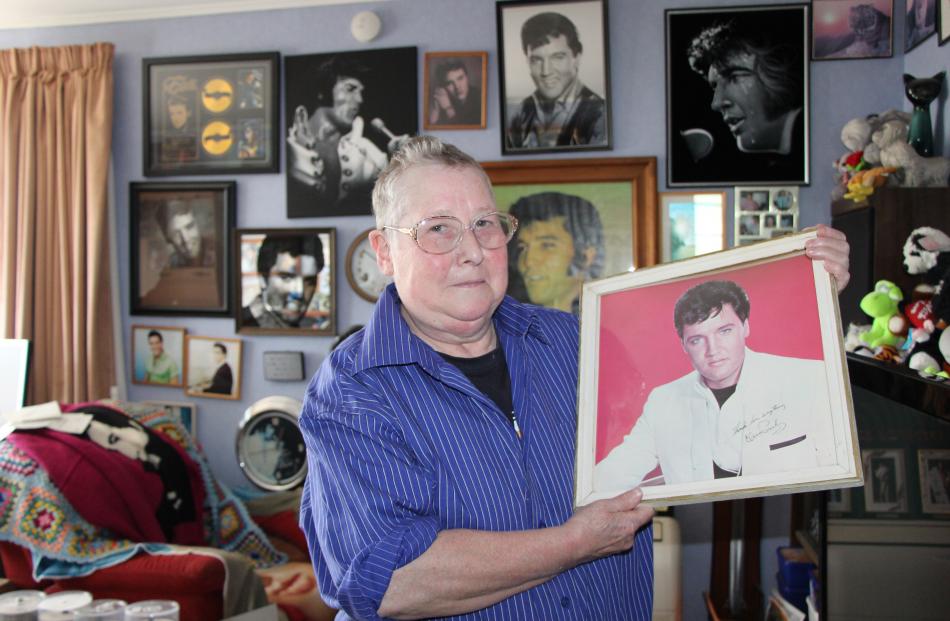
<box><xmin>594</xmin><ymin>254</ymin><xmax>824</xmax><ymax>462</ymax></box>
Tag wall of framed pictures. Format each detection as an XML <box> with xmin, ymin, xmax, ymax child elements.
<box><xmin>5</xmin><ymin>3</ymin><xmax>947</xmax><ymax>617</ymax></box>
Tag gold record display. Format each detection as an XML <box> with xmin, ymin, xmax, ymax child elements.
<box><xmin>144</xmin><ymin>52</ymin><xmax>279</xmax><ymax>176</ymax></box>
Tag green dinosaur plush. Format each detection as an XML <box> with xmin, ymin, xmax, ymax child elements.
<box><xmin>859</xmin><ymin>279</ymin><xmax>904</xmax><ymax>348</ymax></box>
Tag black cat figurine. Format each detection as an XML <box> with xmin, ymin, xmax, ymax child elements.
<box><xmin>904</xmin><ymin>72</ymin><xmax>946</xmax><ymax>157</ymax></box>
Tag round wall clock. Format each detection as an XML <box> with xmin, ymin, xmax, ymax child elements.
<box><xmin>236</xmin><ymin>396</ymin><xmax>306</xmax><ymax>491</ymax></box>
<box><xmin>345</xmin><ymin>228</ymin><xmax>392</xmax><ymax>303</ymax></box>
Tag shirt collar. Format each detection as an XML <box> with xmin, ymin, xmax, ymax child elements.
<box><xmin>353</xmin><ymin>283</ymin><xmax>549</xmax><ymax>375</ymax></box>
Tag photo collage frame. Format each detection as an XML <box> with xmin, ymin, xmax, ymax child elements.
<box><xmin>734</xmin><ymin>186</ymin><xmax>800</xmax><ymax>247</ymax></box>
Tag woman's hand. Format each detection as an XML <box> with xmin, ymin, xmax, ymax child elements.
<box><xmin>805</xmin><ymin>224</ymin><xmax>851</xmax><ymax>293</ymax></box>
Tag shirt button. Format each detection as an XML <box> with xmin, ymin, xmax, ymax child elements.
<box><xmin>560</xmin><ymin>596</ymin><xmax>570</xmax><ymax>608</ymax></box>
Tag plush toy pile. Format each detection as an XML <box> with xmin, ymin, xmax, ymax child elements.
<box><xmin>832</xmin><ymin>110</ymin><xmax>950</xmax><ymax>202</ymax></box>
<box><xmin>846</xmin><ymin>227</ymin><xmax>950</xmax><ymax>380</ymax></box>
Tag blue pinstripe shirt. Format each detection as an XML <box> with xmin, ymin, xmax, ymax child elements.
<box><xmin>299</xmin><ymin>285</ymin><xmax>653</xmax><ymax>620</ymax></box>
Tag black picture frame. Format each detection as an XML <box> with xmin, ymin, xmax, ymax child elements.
<box><xmin>811</xmin><ymin>0</ymin><xmax>894</xmax><ymax>61</ymax></box>
<box><xmin>130</xmin><ymin>181</ymin><xmax>235</xmax><ymax>316</ymax></box>
<box><xmin>665</xmin><ymin>4</ymin><xmax>810</xmax><ymax>187</ymax></box>
<box><xmin>235</xmin><ymin>228</ymin><xmax>337</xmax><ymax>337</ymax></box>
<box><xmin>496</xmin><ymin>0</ymin><xmax>612</xmax><ymax>155</ymax></box>
<box><xmin>284</xmin><ymin>47</ymin><xmax>417</xmax><ymax>218</ymax></box>
<box><xmin>905</xmin><ymin>0</ymin><xmax>937</xmax><ymax>52</ymax></box>
<box><xmin>937</xmin><ymin>0</ymin><xmax>949</xmax><ymax>45</ymax></box>
<box><xmin>143</xmin><ymin>52</ymin><xmax>280</xmax><ymax>176</ymax></box>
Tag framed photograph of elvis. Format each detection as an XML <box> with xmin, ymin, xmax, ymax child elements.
<box><xmin>496</xmin><ymin>0</ymin><xmax>612</xmax><ymax>155</ymax></box>
<box><xmin>811</xmin><ymin>0</ymin><xmax>893</xmax><ymax>61</ymax></box>
<box><xmin>424</xmin><ymin>51</ymin><xmax>488</xmax><ymax>130</ymax></box>
<box><xmin>574</xmin><ymin>231</ymin><xmax>862</xmax><ymax>507</ymax></box>
<box><xmin>905</xmin><ymin>0</ymin><xmax>937</xmax><ymax>52</ymax></box>
<box><xmin>235</xmin><ymin>228</ymin><xmax>336</xmax><ymax>336</ymax></box>
<box><xmin>131</xmin><ymin>325</ymin><xmax>185</xmax><ymax>387</ymax></box>
<box><xmin>284</xmin><ymin>46</ymin><xmax>417</xmax><ymax>218</ymax></box>
<box><xmin>184</xmin><ymin>335</ymin><xmax>242</xmax><ymax>401</ymax></box>
<box><xmin>129</xmin><ymin>181</ymin><xmax>235</xmax><ymax>317</ymax></box>
<box><xmin>665</xmin><ymin>5</ymin><xmax>810</xmax><ymax>187</ymax></box>
<box><xmin>481</xmin><ymin>157</ymin><xmax>658</xmax><ymax>315</ymax></box>
<box><xmin>143</xmin><ymin>52</ymin><xmax>279</xmax><ymax>176</ymax></box>
<box><xmin>918</xmin><ymin>449</ymin><xmax>950</xmax><ymax>514</ymax></box>
<box><xmin>862</xmin><ymin>448</ymin><xmax>908</xmax><ymax>513</ymax></box>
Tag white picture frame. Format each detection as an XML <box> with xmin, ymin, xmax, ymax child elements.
<box><xmin>575</xmin><ymin>231</ymin><xmax>861</xmax><ymax>507</ymax></box>
<box><xmin>918</xmin><ymin>448</ymin><xmax>950</xmax><ymax>514</ymax></box>
<box><xmin>862</xmin><ymin>448</ymin><xmax>908</xmax><ymax>513</ymax></box>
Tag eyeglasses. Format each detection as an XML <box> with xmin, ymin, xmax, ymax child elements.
<box><xmin>383</xmin><ymin>212</ymin><xmax>519</xmax><ymax>255</ymax></box>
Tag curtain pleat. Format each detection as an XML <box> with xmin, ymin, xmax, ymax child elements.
<box><xmin>0</xmin><ymin>42</ymin><xmax>116</xmax><ymax>404</ymax></box>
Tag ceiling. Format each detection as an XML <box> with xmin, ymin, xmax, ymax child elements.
<box><xmin>2</xmin><ymin>0</ymin><xmax>375</xmax><ymax>30</ymax></box>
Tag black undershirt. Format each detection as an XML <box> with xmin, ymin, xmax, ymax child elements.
<box><xmin>710</xmin><ymin>384</ymin><xmax>740</xmax><ymax>478</ymax></box>
<box><xmin>439</xmin><ymin>346</ymin><xmax>515</xmax><ymax>426</ymax></box>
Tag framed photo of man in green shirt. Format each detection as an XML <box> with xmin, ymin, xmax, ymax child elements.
<box><xmin>132</xmin><ymin>325</ymin><xmax>185</xmax><ymax>387</ymax></box>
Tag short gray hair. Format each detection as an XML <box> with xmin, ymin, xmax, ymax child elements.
<box><xmin>372</xmin><ymin>135</ymin><xmax>490</xmax><ymax>228</ymax></box>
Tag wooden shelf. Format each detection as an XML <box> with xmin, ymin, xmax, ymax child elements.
<box><xmin>846</xmin><ymin>354</ymin><xmax>950</xmax><ymax>422</ymax></box>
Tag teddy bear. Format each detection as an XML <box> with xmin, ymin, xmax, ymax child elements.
<box><xmin>832</xmin><ymin>110</ymin><xmax>912</xmax><ymax>200</ymax></box>
<box><xmin>866</xmin><ymin>118</ymin><xmax>950</xmax><ymax>188</ymax></box>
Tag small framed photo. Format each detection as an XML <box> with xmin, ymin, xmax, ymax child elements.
<box><xmin>918</xmin><ymin>449</ymin><xmax>950</xmax><ymax>514</ymax></box>
<box><xmin>666</xmin><ymin>5</ymin><xmax>810</xmax><ymax>186</ymax></box>
<box><xmin>812</xmin><ymin>0</ymin><xmax>893</xmax><ymax>60</ymax></box>
<box><xmin>574</xmin><ymin>231</ymin><xmax>861</xmax><ymax>507</ymax></box>
<box><xmin>424</xmin><ymin>51</ymin><xmax>487</xmax><ymax>130</ymax></box>
<box><xmin>482</xmin><ymin>157</ymin><xmax>658</xmax><ymax>315</ymax></box>
<box><xmin>285</xmin><ymin>47</ymin><xmax>417</xmax><ymax>218</ymax></box>
<box><xmin>659</xmin><ymin>191</ymin><xmax>726</xmax><ymax>263</ymax></box>
<box><xmin>130</xmin><ymin>181</ymin><xmax>235</xmax><ymax>316</ymax></box>
<box><xmin>862</xmin><ymin>448</ymin><xmax>908</xmax><ymax>513</ymax></box>
<box><xmin>940</xmin><ymin>0</ymin><xmax>950</xmax><ymax>45</ymax></box>
<box><xmin>185</xmin><ymin>335</ymin><xmax>242</xmax><ymax>401</ymax></box>
<box><xmin>827</xmin><ymin>487</ymin><xmax>852</xmax><ymax>513</ymax></box>
<box><xmin>497</xmin><ymin>0</ymin><xmax>611</xmax><ymax>155</ymax></box>
<box><xmin>236</xmin><ymin>228</ymin><xmax>336</xmax><ymax>336</ymax></box>
<box><xmin>143</xmin><ymin>52</ymin><xmax>279</xmax><ymax>176</ymax></box>
<box><xmin>905</xmin><ymin>0</ymin><xmax>937</xmax><ymax>52</ymax></box>
<box><xmin>143</xmin><ymin>400</ymin><xmax>197</xmax><ymax>437</ymax></box>
<box><xmin>735</xmin><ymin>186</ymin><xmax>799</xmax><ymax>246</ymax></box>
<box><xmin>131</xmin><ymin>325</ymin><xmax>185</xmax><ymax>387</ymax></box>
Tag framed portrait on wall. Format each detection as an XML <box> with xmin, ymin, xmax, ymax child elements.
<box><xmin>659</xmin><ymin>191</ymin><xmax>726</xmax><ymax>263</ymax></box>
<box><xmin>482</xmin><ymin>157</ymin><xmax>658</xmax><ymax>315</ymax></box>
<box><xmin>285</xmin><ymin>46</ymin><xmax>417</xmax><ymax>218</ymax></box>
<box><xmin>236</xmin><ymin>228</ymin><xmax>336</xmax><ymax>336</ymax></box>
<box><xmin>812</xmin><ymin>0</ymin><xmax>893</xmax><ymax>60</ymax></box>
<box><xmin>143</xmin><ymin>52</ymin><xmax>279</xmax><ymax>176</ymax></box>
<box><xmin>131</xmin><ymin>325</ymin><xmax>185</xmax><ymax>387</ymax></box>
<box><xmin>905</xmin><ymin>0</ymin><xmax>937</xmax><ymax>52</ymax></box>
<box><xmin>665</xmin><ymin>5</ymin><xmax>810</xmax><ymax>187</ymax></box>
<box><xmin>862</xmin><ymin>448</ymin><xmax>908</xmax><ymax>513</ymax></box>
<box><xmin>497</xmin><ymin>0</ymin><xmax>611</xmax><ymax>155</ymax></box>
<box><xmin>185</xmin><ymin>335</ymin><xmax>242</xmax><ymax>401</ymax></box>
<box><xmin>917</xmin><ymin>449</ymin><xmax>950</xmax><ymax>514</ymax></box>
<box><xmin>424</xmin><ymin>51</ymin><xmax>488</xmax><ymax>130</ymax></box>
<box><xmin>130</xmin><ymin>181</ymin><xmax>235</xmax><ymax>316</ymax></box>
<box><xmin>574</xmin><ymin>231</ymin><xmax>861</xmax><ymax>507</ymax></box>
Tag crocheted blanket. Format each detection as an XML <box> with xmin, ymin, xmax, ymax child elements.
<box><xmin>0</xmin><ymin>400</ymin><xmax>286</xmax><ymax>579</ymax></box>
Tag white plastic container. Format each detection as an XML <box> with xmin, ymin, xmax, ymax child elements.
<box><xmin>123</xmin><ymin>600</ymin><xmax>179</xmax><ymax>621</ymax></box>
<box><xmin>36</xmin><ymin>591</ymin><xmax>93</xmax><ymax>620</ymax></box>
<box><xmin>74</xmin><ymin>599</ymin><xmax>127</xmax><ymax>621</ymax></box>
<box><xmin>0</xmin><ymin>589</ymin><xmax>46</xmax><ymax>621</ymax></box>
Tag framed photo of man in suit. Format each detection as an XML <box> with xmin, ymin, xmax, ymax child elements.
<box><xmin>497</xmin><ymin>0</ymin><xmax>612</xmax><ymax>155</ymax></box>
<box><xmin>666</xmin><ymin>5</ymin><xmax>810</xmax><ymax>186</ymax></box>
<box><xmin>574</xmin><ymin>231</ymin><xmax>861</xmax><ymax>507</ymax></box>
<box><xmin>185</xmin><ymin>335</ymin><xmax>242</xmax><ymax>401</ymax></box>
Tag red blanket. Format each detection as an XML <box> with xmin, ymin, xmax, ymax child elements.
<box><xmin>8</xmin><ymin>404</ymin><xmax>205</xmax><ymax>545</ymax></box>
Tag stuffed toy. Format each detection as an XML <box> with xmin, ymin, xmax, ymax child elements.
<box><xmin>879</xmin><ymin>141</ymin><xmax>950</xmax><ymax>188</ymax></box>
<box><xmin>843</xmin><ymin>166</ymin><xmax>897</xmax><ymax>202</ymax></box>
<box><xmin>903</xmin><ymin>226</ymin><xmax>950</xmax><ymax>298</ymax></box>
<box><xmin>833</xmin><ymin>110</ymin><xmax>912</xmax><ymax>200</ymax></box>
<box><xmin>859</xmin><ymin>279</ymin><xmax>905</xmax><ymax>348</ymax></box>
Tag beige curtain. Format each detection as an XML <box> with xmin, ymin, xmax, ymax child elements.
<box><xmin>0</xmin><ymin>42</ymin><xmax>116</xmax><ymax>404</ymax></box>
